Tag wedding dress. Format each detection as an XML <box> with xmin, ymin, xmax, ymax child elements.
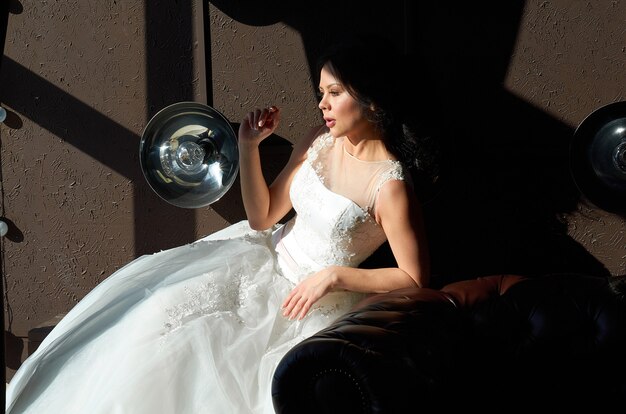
<box><xmin>6</xmin><ymin>132</ymin><xmax>406</xmax><ymax>414</ymax></box>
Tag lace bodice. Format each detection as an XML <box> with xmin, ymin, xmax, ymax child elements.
<box><xmin>275</xmin><ymin>133</ymin><xmax>406</xmax><ymax>282</ymax></box>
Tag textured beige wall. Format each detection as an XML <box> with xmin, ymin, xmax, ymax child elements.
<box><xmin>0</xmin><ymin>0</ymin><xmax>238</xmax><ymax>379</ymax></box>
<box><xmin>505</xmin><ymin>0</ymin><xmax>625</xmax><ymax>275</ymax></box>
<box><xmin>1</xmin><ymin>0</ymin><xmax>624</xmax><ymax>380</ymax></box>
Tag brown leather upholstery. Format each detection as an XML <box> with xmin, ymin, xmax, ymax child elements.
<box><xmin>272</xmin><ymin>273</ymin><xmax>626</xmax><ymax>413</ymax></box>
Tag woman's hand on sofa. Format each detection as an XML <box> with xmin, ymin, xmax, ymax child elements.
<box><xmin>281</xmin><ymin>267</ymin><xmax>338</xmax><ymax>320</ymax></box>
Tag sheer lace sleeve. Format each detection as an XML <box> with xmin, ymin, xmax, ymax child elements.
<box><xmin>305</xmin><ymin>133</ymin><xmax>407</xmax><ymax>215</ymax></box>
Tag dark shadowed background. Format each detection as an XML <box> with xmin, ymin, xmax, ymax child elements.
<box><xmin>1</xmin><ymin>0</ymin><xmax>624</xmax><ymax>380</ymax></box>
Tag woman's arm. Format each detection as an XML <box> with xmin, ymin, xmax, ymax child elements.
<box><xmin>238</xmin><ymin>106</ymin><xmax>324</xmax><ymax>230</ymax></box>
<box><xmin>374</xmin><ymin>178</ymin><xmax>430</xmax><ymax>288</ymax></box>
<box><xmin>281</xmin><ymin>179</ymin><xmax>430</xmax><ymax>320</ymax></box>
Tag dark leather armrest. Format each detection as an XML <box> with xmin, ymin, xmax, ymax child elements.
<box><xmin>272</xmin><ymin>274</ymin><xmax>626</xmax><ymax>413</ymax></box>
<box><xmin>271</xmin><ymin>288</ymin><xmax>467</xmax><ymax>413</ymax></box>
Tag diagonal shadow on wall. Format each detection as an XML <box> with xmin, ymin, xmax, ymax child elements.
<box><xmin>209</xmin><ymin>0</ymin><xmax>611</xmax><ymax>283</ymax></box>
<box><xmin>0</xmin><ymin>56</ymin><xmax>197</xmax><ymax>256</ymax></box>
<box><xmin>2</xmin><ymin>58</ymin><xmax>140</xmax><ymax>179</ymax></box>
<box><xmin>0</xmin><ymin>0</ymin><xmax>206</xmax><ymax>382</ymax></box>
<box><xmin>0</xmin><ymin>1</ymin><xmax>206</xmax><ymax>258</ymax></box>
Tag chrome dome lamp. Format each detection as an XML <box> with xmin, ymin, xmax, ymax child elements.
<box><xmin>570</xmin><ymin>101</ymin><xmax>626</xmax><ymax>214</ymax></box>
<box><xmin>139</xmin><ymin>102</ymin><xmax>239</xmax><ymax>208</ymax></box>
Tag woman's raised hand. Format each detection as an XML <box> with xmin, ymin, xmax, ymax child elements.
<box><xmin>238</xmin><ymin>106</ymin><xmax>281</xmax><ymax>147</ymax></box>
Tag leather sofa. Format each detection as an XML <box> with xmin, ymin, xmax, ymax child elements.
<box><xmin>272</xmin><ymin>273</ymin><xmax>626</xmax><ymax>413</ymax></box>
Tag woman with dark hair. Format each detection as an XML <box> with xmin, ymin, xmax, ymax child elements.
<box><xmin>6</xmin><ymin>34</ymin><xmax>430</xmax><ymax>413</ymax></box>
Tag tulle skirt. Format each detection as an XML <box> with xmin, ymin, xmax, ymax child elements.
<box><xmin>6</xmin><ymin>221</ymin><xmax>364</xmax><ymax>414</ymax></box>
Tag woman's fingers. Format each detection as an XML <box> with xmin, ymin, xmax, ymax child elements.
<box><xmin>282</xmin><ymin>290</ymin><xmax>302</xmax><ymax>317</ymax></box>
<box><xmin>239</xmin><ymin>107</ymin><xmax>279</xmax><ymax>142</ymax></box>
<box><xmin>247</xmin><ymin>111</ymin><xmax>256</xmax><ymax>129</ymax></box>
<box><xmin>282</xmin><ymin>286</ymin><xmax>316</xmax><ymax>320</ymax></box>
<box><xmin>285</xmin><ymin>295</ymin><xmax>313</xmax><ymax>321</ymax></box>
<box><xmin>258</xmin><ymin>106</ymin><xmax>279</xmax><ymax>129</ymax></box>
<box><xmin>282</xmin><ymin>286</ymin><xmax>304</xmax><ymax>320</ymax></box>
<box><xmin>297</xmin><ymin>300</ymin><xmax>312</xmax><ymax>320</ymax></box>
<box><xmin>287</xmin><ymin>296</ymin><xmax>306</xmax><ymax>320</ymax></box>
<box><xmin>257</xmin><ymin>108</ymin><xmax>267</xmax><ymax>128</ymax></box>
<box><xmin>282</xmin><ymin>268</ymin><xmax>331</xmax><ymax>320</ymax></box>
<box><xmin>252</xmin><ymin>109</ymin><xmax>262</xmax><ymax>129</ymax></box>
<box><xmin>281</xmin><ymin>288</ymin><xmax>296</xmax><ymax>310</ymax></box>
<box><xmin>242</xmin><ymin>107</ymin><xmax>279</xmax><ymax>132</ymax></box>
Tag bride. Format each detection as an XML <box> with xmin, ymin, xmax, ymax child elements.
<box><xmin>5</xmin><ymin>34</ymin><xmax>430</xmax><ymax>413</ymax></box>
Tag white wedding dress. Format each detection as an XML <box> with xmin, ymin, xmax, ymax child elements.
<box><xmin>6</xmin><ymin>132</ymin><xmax>406</xmax><ymax>414</ymax></box>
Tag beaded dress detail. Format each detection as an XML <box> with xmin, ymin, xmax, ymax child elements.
<box><xmin>6</xmin><ymin>132</ymin><xmax>407</xmax><ymax>414</ymax></box>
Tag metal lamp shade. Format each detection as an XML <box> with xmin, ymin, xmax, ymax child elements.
<box><xmin>139</xmin><ymin>102</ymin><xmax>239</xmax><ymax>209</ymax></box>
<box><xmin>570</xmin><ymin>101</ymin><xmax>626</xmax><ymax>214</ymax></box>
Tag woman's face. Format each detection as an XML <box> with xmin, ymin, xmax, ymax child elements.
<box><xmin>318</xmin><ymin>64</ymin><xmax>371</xmax><ymax>139</ymax></box>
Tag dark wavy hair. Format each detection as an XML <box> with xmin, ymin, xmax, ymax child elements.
<box><xmin>315</xmin><ymin>34</ymin><xmax>435</xmax><ymax>176</ymax></box>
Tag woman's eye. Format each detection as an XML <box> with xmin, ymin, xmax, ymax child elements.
<box><xmin>317</xmin><ymin>90</ymin><xmax>341</xmax><ymax>100</ymax></box>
